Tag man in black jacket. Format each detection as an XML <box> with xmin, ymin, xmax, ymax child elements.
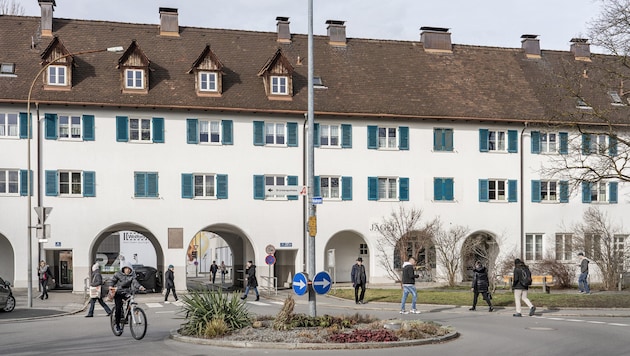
<box><xmin>164</xmin><ymin>264</ymin><xmax>178</xmax><ymax>303</ymax></box>
<box><xmin>351</xmin><ymin>257</ymin><xmax>367</xmax><ymax>304</ymax></box>
<box><xmin>400</xmin><ymin>256</ymin><xmax>420</xmax><ymax>314</ymax></box>
<box><xmin>469</xmin><ymin>261</ymin><xmax>494</xmax><ymax>312</ymax></box>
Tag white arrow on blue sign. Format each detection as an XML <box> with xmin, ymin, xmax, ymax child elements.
<box><xmin>292</xmin><ymin>272</ymin><xmax>308</xmax><ymax>296</ymax></box>
<box><xmin>312</xmin><ymin>271</ymin><xmax>332</xmax><ymax>295</ymax></box>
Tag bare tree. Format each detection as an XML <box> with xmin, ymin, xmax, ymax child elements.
<box><xmin>373</xmin><ymin>205</ymin><xmax>437</xmax><ymax>285</ymax></box>
<box><xmin>432</xmin><ymin>221</ymin><xmax>468</xmax><ymax>287</ymax></box>
<box><xmin>0</xmin><ymin>0</ymin><xmax>25</xmax><ymax>15</ymax></box>
<box><xmin>572</xmin><ymin>206</ymin><xmax>627</xmax><ymax>290</ymax></box>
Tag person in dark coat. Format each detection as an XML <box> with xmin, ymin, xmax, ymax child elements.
<box><xmin>108</xmin><ymin>261</ymin><xmax>145</xmax><ymax>331</ymax></box>
<box><xmin>351</xmin><ymin>257</ymin><xmax>367</xmax><ymax>304</ymax></box>
<box><xmin>37</xmin><ymin>260</ymin><xmax>54</xmax><ymax>300</ymax></box>
<box><xmin>164</xmin><ymin>264</ymin><xmax>178</xmax><ymax>302</ymax></box>
<box><xmin>241</xmin><ymin>261</ymin><xmax>259</xmax><ymax>301</ymax></box>
<box><xmin>210</xmin><ymin>261</ymin><xmax>219</xmax><ymax>284</ymax></box>
<box><xmin>512</xmin><ymin>258</ymin><xmax>535</xmax><ymax>317</ymax></box>
<box><xmin>469</xmin><ymin>261</ymin><xmax>494</xmax><ymax>312</ymax></box>
<box><xmin>86</xmin><ymin>263</ymin><xmax>112</xmax><ymax>317</ymax></box>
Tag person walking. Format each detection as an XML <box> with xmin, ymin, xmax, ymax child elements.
<box><xmin>220</xmin><ymin>261</ymin><xmax>227</xmax><ymax>284</ymax></box>
<box><xmin>241</xmin><ymin>260</ymin><xmax>259</xmax><ymax>301</ymax></box>
<box><xmin>37</xmin><ymin>260</ymin><xmax>54</xmax><ymax>300</ymax></box>
<box><xmin>577</xmin><ymin>252</ymin><xmax>591</xmax><ymax>294</ymax></box>
<box><xmin>86</xmin><ymin>263</ymin><xmax>112</xmax><ymax>317</ymax></box>
<box><xmin>164</xmin><ymin>264</ymin><xmax>178</xmax><ymax>303</ymax></box>
<box><xmin>210</xmin><ymin>261</ymin><xmax>219</xmax><ymax>284</ymax></box>
<box><xmin>469</xmin><ymin>261</ymin><xmax>494</xmax><ymax>312</ymax></box>
<box><xmin>512</xmin><ymin>258</ymin><xmax>535</xmax><ymax>317</ymax></box>
<box><xmin>351</xmin><ymin>257</ymin><xmax>367</xmax><ymax>304</ymax></box>
<box><xmin>400</xmin><ymin>256</ymin><xmax>421</xmax><ymax>314</ymax></box>
<box><xmin>108</xmin><ymin>261</ymin><xmax>145</xmax><ymax>332</ymax></box>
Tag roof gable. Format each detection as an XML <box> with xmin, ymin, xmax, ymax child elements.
<box><xmin>117</xmin><ymin>40</ymin><xmax>150</xmax><ymax>68</ymax></box>
<box><xmin>257</xmin><ymin>48</ymin><xmax>294</xmax><ymax>76</ymax></box>
<box><xmin>188</xmin><ymin>45</ymin><xmax>223</xmax><ymax>73</ymax></box>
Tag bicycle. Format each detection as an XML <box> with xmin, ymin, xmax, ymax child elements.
<box><xmin>109</xmin><ymin>290</ymin><xmax>147</xmax><ymax>340</ymax></box>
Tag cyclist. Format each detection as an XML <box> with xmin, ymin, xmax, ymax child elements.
<box><xmin>108</xmin><ymin>261</ymin><xmax>145</xmax><ymax>332</ymax></box>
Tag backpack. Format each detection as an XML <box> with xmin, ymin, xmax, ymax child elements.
<box><xmin>520</xmin><ymin>266</ymin><xmax>532</xmax><ymax>287</ymax></box>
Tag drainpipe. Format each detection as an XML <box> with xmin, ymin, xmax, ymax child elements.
<box><xmin>520</xmin><ymin>122</ymin><xmax>528</xmax><ymax>260</ymax></box>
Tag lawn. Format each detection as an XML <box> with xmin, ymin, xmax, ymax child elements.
<box><xmin>328</xmin><ymin>287</ymin><xmax>630</xmax><ymax>309</ymax></box>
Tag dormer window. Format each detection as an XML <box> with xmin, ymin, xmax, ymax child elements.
<box><xmin>40</xmin><ymin>37</ymin><xmax>73</xmax><ymax>90</ymax></box>
<box><xmin>199</xmin><ymin>72</ymin><xmax>218</xmax><ymax>92</ymax></box>
<box><xmin>577</xmin><ymin>97</ymin><xmax>592</xmax><ymax>109</ymax></box>
<box><xmin>258</xmin><ymin>48</ymin><xmax>294</xmax><ymax>100</ymax></box>
<box><xmin>48</xmin><ymin>65</ymin><xmax>67</xmax><ymax>86</ymax></box>
<box><xmin>609</xmin><ymin>91</ymin><xmax>624</xmax><ymax>106</ymax></box>
<box><xmin>125</xmin><ymin>69</ymin><xmax>145</xmax><ymax>89</ymax></box>
<box><xmin>118</xmin><ymin>40</ymin><xmax>150</xmax><ymax>94</ymax></box>
<box><xmin>189</xmin><ymin>45</ymin><xmax>223</xmax><ymax>97</ymax></box>
<box><xmin>271</xmin><ymin>76</ymin><xmax>288</xmax><ymax>95</ymax></box>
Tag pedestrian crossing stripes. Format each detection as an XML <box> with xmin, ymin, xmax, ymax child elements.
<box><xmin>535</xmin><ymin>315</ymin><xmax>629</xmax><ymax>327</ymax></box>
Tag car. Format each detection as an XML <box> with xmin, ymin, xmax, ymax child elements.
<box><xmin>132</xmin><ymin>265</ymin><xmax>161</xmax><ymax>293</ymax></box>
<box><xmin>0</xmin><ymin>276</ymin><xmax>15</xmax><ymax>312</ymax></box>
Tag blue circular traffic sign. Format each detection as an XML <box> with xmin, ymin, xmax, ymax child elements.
<box><xmin>313</xmin><ymin>271</ymin><xmax>332</xmax><ymax>295</ymax></box>
<box><xmin>265</xmin><ymin>254</ymin><xmax>276</xmax><ymax>265</ymax></box>
<box><xmin>292</xmin><ymin>272</ymin><xmax>308</xmax><ymax>296</ymax></box>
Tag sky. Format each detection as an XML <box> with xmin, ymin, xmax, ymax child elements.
<box><xmin>17</xmin><ymin>0</ymin><xmax>604</xmax><ymax>52</ymax></box>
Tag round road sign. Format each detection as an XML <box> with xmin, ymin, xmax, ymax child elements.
<box><xmin>265</xmin><ymin>244</ymin><xmax>276</xmax><ymax>255</ymax></box>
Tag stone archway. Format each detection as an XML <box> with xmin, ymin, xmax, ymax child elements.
<box><xmin>393</xmin><ymin>230</ymin><xmax>436</xmax><ymax>282</ymax></box>
<box><xmin>324</xmin><ymin>230</ymin><xmax>368</xmax><ymax>284</ymax></box>
<box><xmin>0</xmin><ymin>233</ymin><xmax>14</xmax><ymax>283</ymax></box>
<box><xmin>461</xmin><ymin>231</ymin><xmax>499</xmax><ymax>281</ymax></box>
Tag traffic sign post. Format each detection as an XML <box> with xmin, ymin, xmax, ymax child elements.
<box><xmin>292</xmin><ymin>272</ymin><xmax>308</xmax><ymax>296</ymax></box>
<box><xmin>312</xmin><ymin>271</ymin><xmax>332</xmax><ymax>295</ymax></box>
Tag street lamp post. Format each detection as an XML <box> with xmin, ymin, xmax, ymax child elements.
<box><xmin>26</xmin><ymin>46</ymin><xmax>123</xmax><ymax>307</ymax></box>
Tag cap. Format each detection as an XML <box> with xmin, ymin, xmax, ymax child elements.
<box><xmin>168</xmin><ymin>264</ymin><xmax>174</xmax><ymax>269</ymax></box>
<box><xmin>357</xmin><ymin>257</ymin><xmax>363</xmax><ymax>262</ymax></box>
<box><xmin>578</xmin><ymin>252</ymin><xmax>584</xmax><ymax>256</ymax></box>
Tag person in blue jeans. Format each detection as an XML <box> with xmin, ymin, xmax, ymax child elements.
<box><xmin>578</xmin><ymin>252</ymin><xmax>591</xmax><ymax>294</ymax></box>
<box><xmin>241</xmin><ymin>261</ymin><xmax>259</xmax><ymax>301</ymax></box>
<box><xmin>400</xmin><ymin>256</ymin><xmax>420</xmax><ymax>314</ymax></box>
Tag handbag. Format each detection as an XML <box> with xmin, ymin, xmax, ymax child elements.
<box><xmin>106</xmin><ymin>287</ymin><xmax>116</xmax><ymax>302</ymax></box>
<box><xmin>89</xmin><ymin>285</ymin><xmax>101</xmax><ymax>298</ymax></box>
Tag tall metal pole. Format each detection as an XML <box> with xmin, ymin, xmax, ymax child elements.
<box><xmin>307</xmin><ymin>0</ymin><xmax>317</xmax><ymax>317</ymax></box>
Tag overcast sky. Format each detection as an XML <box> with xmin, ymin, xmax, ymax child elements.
<box><xmin>19</xmin><ymin>0</ymin><xmax>603</xmax><ymax>52</ymax></box>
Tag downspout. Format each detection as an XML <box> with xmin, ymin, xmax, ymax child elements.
<box><xmin>303</xmin><ymin>114</ymin><xmax>308</xmax><ymax>273</ymax></box>
<box><xmin>520</xmin><ymin>122</ymin><xmax>528</xmax><ymax>260</ymax></box>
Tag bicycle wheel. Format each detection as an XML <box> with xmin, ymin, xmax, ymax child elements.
<box><xmin>110</xmin><ymin>310</ymin><xmax>123</xmax><ymax>336</ymax></box>
<box><xmin>129</xmin><ymin>306</ymin><xmax>147</xmax><ymax>340</ymax></box>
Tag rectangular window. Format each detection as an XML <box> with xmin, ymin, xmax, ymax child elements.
<box><xmin>58</xmin><ymin>115</ymin><xmax>82</xmax><ymax>139</ymax></box>
<box><xmin>265</xmin><ymin>175</ymin><xmax>286</xmax><ymax>199</ymax></box>
<box><xmin>271</xmin><ymin>76</ymin><xmax>288</xmax><ymax>95</ymax></box>
<box><xmin>378</xmin><ymin>127</ymin><xmax>397</xmax><ymax>149</ymax></box>
<box><xmin>359</xmin><ymin>243</ymin><xmax>368</xmax><ymax>255</ymax></box>
<box><xmin>59</xmin><ymin>171</ymin><xmax>82</xmax><ymax>196</ymax></box>
<box><xmin>0</xmin><ymin>113</ymin><xmax>18</xmax><ymax>137</ymax></box>
<box><xmin>590</xmin><ymin>134</ymin><xmax>608</xmax><ymax>154</ymax></box>
<box><xmin>0</xmin><ymin>169</ymin><xmax>19</xmax><ymax>194</ymax></box>
<box><xmin>525</xmin><ymin>233</ymin><xmax>543</xmax><ymax>261</ymax></box>
<box><xmin>0</xmin><ymin>63</ymin><xmax>15</xmax><ymax>74</ymax></box>
<box><xmin>433</xmin><ymin>128</ymin><xmax>453</xmax><ymax>151</ymax></box>
<box><xmin>199</xmin><ymin>120</ymin><xmax>221</xmax><ymax>143</ymax></box>
<box><xmin>134</xmin><ymin>172</ymin><xmax>159</xmax><ymax>198</ymax></box>
<box><xmin>488</xmin><ymin>179</ymin><xmax>507</xmax><ymax>201</ymax></box>
<box><xmin>265</xmin><ymin>122</ymin><xmax>285</xmax><ymax>145</ymax></box>
<box><xmin>194</xmin><ymin>174</ymin><xmax>216</xmax><ymax>198</ymax></box>
<box><xmin>378</xmin><ymin>177</ymin><xmax>397</xmax><ymax>200</ymax></box>
<box><xmin>320</xmin><ymin>176</ymin><xmax>340</xmax><ymax>199</ymax></box>
<box><xmin>488</xmin><ymin>130</ymin><xmax>506</xmax><ymax>151</ymax></box>
<box><xmin>591</xmin><ymin>182</ymin><xmax>607</xmax><ymax>202</ymax></box>
<box><xmin>125</xmin><ymin>69</ymin><xmax>144</xmax><ymax>89</ymax></box>
<box><xmin>199</xmin><ymin>72</ymin><xmax>217</xmax><ymax>92</ymax></box>
<box><xmin>614</xmin><ymin>235</ymin><xmax>627</xmax><ymax>272</ymax></box>
<box><xmin>541</xmin><ymin>180</ymin><xmax>558</xmax><ymax>201</ymax></box>
<box><xmin>47</xmin><ymin>65</ymin><xmax>66</xmax><ymax>86</ymax></box>
<box><xmin>129</xmin><ymin>118</ymin><xmax>151</xmax><ymax>141</ymax></box>
<box><xmin>585</xmin><ymin>233</ymin><xmax>602</xmax><ymax>260</ymax></box>
<box><xmin>555</xmin><ymin>233</ymin><xmax>572</xmax><ymax>260</ymax></box>
<box><xmin>540</xmin><ymin>133</ymin><xmax>557</xmax><ymax>153</ymax></box>
<box><xmin>319</xmin><ymin>124</ymin><xmax>340</xmax><ymax>147</ymax></box>
<box><xmin>434</xmin><ymin>177</ymin><xmax>454</xmax><ymax>201</ymax></box>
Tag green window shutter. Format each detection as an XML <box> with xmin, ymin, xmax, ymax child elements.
<box><xmin>19</xmin><ymin>170</ymin><xmax>31</xmax><ymax>196</ymax></box>
<box><xmin>507</xmin><ymin>130</ymin><xmax>518</xmax><ymax>153</ymax></box>
<box><xmin>186</xmin><ymin>119</ymin><xmax>198</xmax><ymax>144</ymax></box>
<box><xmin>19</xmin><ymin>112</ymin><xmax>30</xmax><ymax>139</ymax></box>
<box><xmin>45</xmin><ymin>170</ymin><xmax>58</xmax><ymax>196</ymax></box>
<box><xmin>478</xmin><ymin>179</ymin><xmax>489</xmax><ymax>202</ymax></box>
<box><xmin>531</xmin><ymin>131</ymin><xmax>540</xmax><ymax>154</ymax></box>
<box><xmin>253</xmin><ymin>175</ymin><xmax>265</xmax><ymax>200</ymax></box>
<box><xmin>82</xmin><ymin>115</ymin><xmax>95</xmax><ymax>141</ymax></box>
<box><xmin>45</xmin><ymin>113</ymin><xmax>58</xmax><ymax>140</ymax></box>
<box><xmin>313</xmin><ymin>123</ymin><xmax>320</xmax><ymax>148</ymax></box>
<box><xmin>253</xmin><ymin>121</ymin><xmax>265</xmax><ymax>146</ymax></box>
<box><xmin>559</xmin><ymin>181</ymin><xmax>569</xmax><ymax>203</ymax></box>
<box><xmin>444</xmin><ymin>129</ymin><xmax>453</xmax><ymax>151</ymax></box>
<box><xmin>508</xmin><ymin>180</ymin><xmax>517</xmax><ymax>202</ymax></box>
<box><xmin>531</xmin><ymin>180</ymin><xmax>541</xmax><ymax>202</ymax></box>
<box><xmin>341</xmin><ymin>176</ymin><xmax>352</xmax><ymax>200</ymax></box>
<box><xmin>152</xmin><ymin>117</ymin><xmax>164</xmax><ymax>143</ymax></box>
<box><xmin>368</xmin><ymin>177</ymin><xmax>378</xmax><ymax>200</ymax></box>
<box><xmin>341</xmin><ymin>124</ymin><xmax>352</xmax><ymax>148</ymax></box>
<box><xmin>398</xmin><ymin>126</ymin><xmax>409</xmax><ymax>150</ymax></box>
<box><xmin>479</xmin><ymin>129</ymin><xmax>488</xmax><ymax>152</ymax></box>
<box><xmin>609</xmin><ymin>182</ymin><xmax>618</xmax><ymax>204</ymax></box>
<box><xmin>582</xmin><ymin>182</ymin><xmax>591</xmax><ymax>203</ymax></box>
<box><xmin>581</xmin><ymin>134</ymin><xmax>591</xmax><ymax>155</ymax></box>
<box><xmin>433</xmin><ymin>178</ymin><xmax>443</xmax><ymax>201</ymax></box>
<box><xmin>217</xmin><ymin>174</ymin><xmax>228</xmax><ymax>199</ymax></box>
<box><xmin>433</xmin><ymin>129</ymin><xmax>441</xmax><ymax>151</ymax></box>
<box><xmin>147</xmin><ymin>173</ymin><xmax>158</xmax><ymax>197</ymax></box>
<box><xmin>135</xmin><ymin>172</ymin><xmax>146</xmax><ymax>197</ymax></box>
<box><xmin>367</xmin><ymin>125</ymin><xmax>377</xmax><ymax>149</ymax></box>
<box><xmin>559</xmin><ymin>132</ymin><xmax>568</xmax><ymax>154</ymax></box>
<box><xmin>399</xmin><ymin>177</ymin><xmax>409</xmax><ymax>201</ymax></box>
<box><xmin>314</xmin><ymin>176</ymin><xmax>321</xmax><ymax>197</ymax></box>
<box><xmin>181</xmin><ymin>173</ymin><xmax>193</xmax><ymax>199</ymax></box>
<box><xmin>221</xmin><ymin>120</ymin><xmax>233</xmax><ymax>145</ymax></box>
<box><xmin>609</xmin><ymin>136</ymin><xmax>618</xmax><ymax>157</ymax></box>
<box><xmin>287</xmin><ymin>175</ymin><xmax>298</xmax><ymax>200</ymax></box>
<box><xmin>444</xmin><ymin>178</ymin><xmax>454</xmax><ymax>201</ymax></box>
<box><xmin>83</xmin><ymin>171</ymin><xmax>96</xmax><ymax>197</ymax></box>
<box><xmin>287</xmin><ymin>122</ymin><xmax>298</xmax><ymax>147</ymax></box>
<box><xmin>116</xmin><ymin>116</ymin><xmax>129</xmax><ymax>142</ymax></box>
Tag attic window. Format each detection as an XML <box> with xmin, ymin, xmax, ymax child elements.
<box><xmin>0</xmin><ymin>63</ymin><xmax>15</xmax><ymax>75</ymax></box>
<box><xmin>47</xmin><ymin>65</ymin><xmax>67</xmax><ymax>86</ymax></box>
<box><xmin>199</xmin><ymin>72</ymin><xmax>218</xmax><ymax>92</ymax></box>
<box><xmin>576</xmin><ymin>97</ymin><xmax>592</xmax><ymax>110</ymax></box>
<box><xmin>609</xmin><ymin>91</ymin><xmax>624</xmax><ymax>106</ymax></box>
<box><xmin>125</xmin><ymin>69</ymin><xmax>145</xmax><ymax>89</ymax></box>
<box><xmin>271</xmin><ymin>76</ymin><xmax>288</xmax><ymax>95</ymax></box>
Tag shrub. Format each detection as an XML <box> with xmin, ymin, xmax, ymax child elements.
<box><xmin>328</xmin><ymin>328</ymin><xmax>399</xmax><ymax>343</ymax></box>
<box><xmin>179</xmin><ymin>290</ymin><xmax>251</xmax><ymax>337</ymax></box>
<box><xmin>272</xmin><ymin>294</ymin><xmax>295</xmax><ymax>330</ymax></box>
<box><xmin>533</xmin><ymin>258</ymin><xmax>573</xmax><ymax>288</ymax></box>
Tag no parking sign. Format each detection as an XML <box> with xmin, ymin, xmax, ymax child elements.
<box><xmin>265</xmin><ymin>254</ymin><xmax>276</xmax><ymax>265</ymax></box>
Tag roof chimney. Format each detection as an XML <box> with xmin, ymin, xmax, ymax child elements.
<box><xmin>326</xmin><ymin>20</ymin><xmax>347</xmax><ymax>47</ymax></box>
<box><xmin>570</xmin><ymin>38</ymin><xmax>591</xmax><ymax>61</ymax></box>
<box><xmin>276</xmin><ymin>17</ymin><xmax>291</xmax><ymax>43</ymax></box>
<box><xmin>521</xmin><ymin>34</ymin><xmax>541</xmax><ymax>58</ymax></box>
<box><xmin>38</xmin><ymin>0</ymin><xmax>56</xmax><ymax>37</ymax></box>
<box><xmin>159</xmin><ymin>7</ymin><xmax>179</xmax><ymax>37</ymax></box>
<box><xmin>420</xmin><ymin>27</ymin><xmax>452</xmax><ymax>53</ymax></box>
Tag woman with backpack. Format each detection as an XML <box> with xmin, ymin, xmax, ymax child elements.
<box><xmin>512</xmin><ymin>258</ymin><xmax>535</xmax><ymax>317</ymax></box>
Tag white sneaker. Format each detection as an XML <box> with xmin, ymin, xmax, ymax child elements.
<box><xmin>399</xmin><ymin>310</ymin><xmax>409</xmax><ymax>314</ymax></box>
<box><xmin>410</xmin><ymin>309</ymin><xmax>421</xmax><ymax>314</ymax></box>
<box><xmin>164</xmin><ymin>301</ymin><xmax>170</xmax><ymax>304</ymax></box>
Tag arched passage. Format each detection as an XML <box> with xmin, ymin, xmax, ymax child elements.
<box><xmin>461</xmin><ymin>230</ymin><xmax>500</xmax><ymax>281</ymax></box>
<box><xmin>393</xmin><ymin>230</ymin><xmax>436</xmax><ymax>282</ymax></box>
<box><xmin>324</xmin><ymin>230</ymin><xmax>369</xmax><ymax>284</ymax></box>
<box><xmin>0</xmin><ymin>233</ymin><xmax>14</xmax><ymax>282</ymax></box>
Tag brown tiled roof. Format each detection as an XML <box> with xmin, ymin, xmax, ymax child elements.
<box><xmin>1</xmin><ymin>15</ymin><xmax>630</xmax><ymax>125</ymax></box>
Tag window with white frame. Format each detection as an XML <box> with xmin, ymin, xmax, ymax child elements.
<box><xmin>271</xmin><ymin>76</ymin><xmax>288</xmax><ymax>95</ymax></box>
<box><xmin>525</xmin><ymin>233</ymin><xmax>543</xmax><ymax>261</ymax></box>
<box><xmin>488</xmin><ymin>179</ymin><xmax>507</xmax><ymax>201</ymax></box>
<box><xmin>265</xmin><ymin>175</ymin><xmax>286</xmax><ymax>199</ymax></box>
<box><xmin>0</xmin><ymin>63</ymin><xmax>15</xmax><ymax>75</ymax></box>
<box><xmin>199</xmin><ymin>72</ymin><xmax>217</xmax><ymax>92</ymax></box>
<box><xmin>125</xmin><ymin>69</ymin><xmax>144</xmax><ymax>89</ymax></box>
<box><xmin>320</xmin><ymin>176</ymin><xmax>340</xmax><ymax>199</ymax></box>
<box><xmin>540</xmin><ymin>180</ymin><xmax>557</xmax><ymax>201</ymax></box>
<box><xmin>540</xmin><ymin>132</ymin><xmax>557</xmax><ymax>153</ymax></box>
<box><xmin>58</xmin><ymin>115</ymin><xmax>82</xmax><ymax>139</ymax></box>
<box><xmin>0</xmin><ymin>169</ymin><xmax>19</xmax><ymax>194</ymax></box>
<box><xmin>194</xmin><ymin>174</ymin><xmax>216</xmax><ymax>198</ymax></box>
<box><xmin>590</xmin><ymin>181</ymin><xmax>607</xmax><ymax>202</ymax></box>
<box><xmin>555</xmin><ymin>233</ymin><xmax>572</xmax><ymax>261</ymax></box>
<box><xmin>378</xmin><ymin>177</ymin><xmax>397</xmax><ymax>200</ymax></box>
<box><xmin>584</xmin><ymin>233</ymin><xmax>602</xmax><ymax>260</ymax></box>
<box><xmin>265</xmin><ymin>122</ymin><xmax>285</xmax><ymax>145</ymax></box>
<box><xmin>614</xmin><ymin>234</ymin><xmax>627</xmax><ymax>272</ymax></box>
<box><xmin>59</xmin><ymin>171</ymin><xmax>82</xmax><ymax>196</ymax></box>
<box><xmin>378</xmin><ymin>127</ymin><xmax>397</xmax><ymax>149</ymax></box>
<box><xmin>199</xmin><ymin>120</ymin><xmax>221</xmax><ymax>143</ymax></box>
<box><xmin>0</xmin><ymin>113</ymin><xmax>18</xmax><ymax>137</ymax></box>
<box><xmin>47</xmin><ymin>65</ymin><xmax>67</xmax><ymax>86</ymax></box>
<box><xmin>319</xmin><ymin>124</ymin><xmax>340</xmax><ymax>147</ymax></box>
<box><xmin>129</xmin><ymin>118</ymin><xmax>151</xmax><ymax>141</ymax></box>
<box><xmin>488</xmin><ymin>130</ymin><xmax>506</xmax><ymax>151</ymax></box>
